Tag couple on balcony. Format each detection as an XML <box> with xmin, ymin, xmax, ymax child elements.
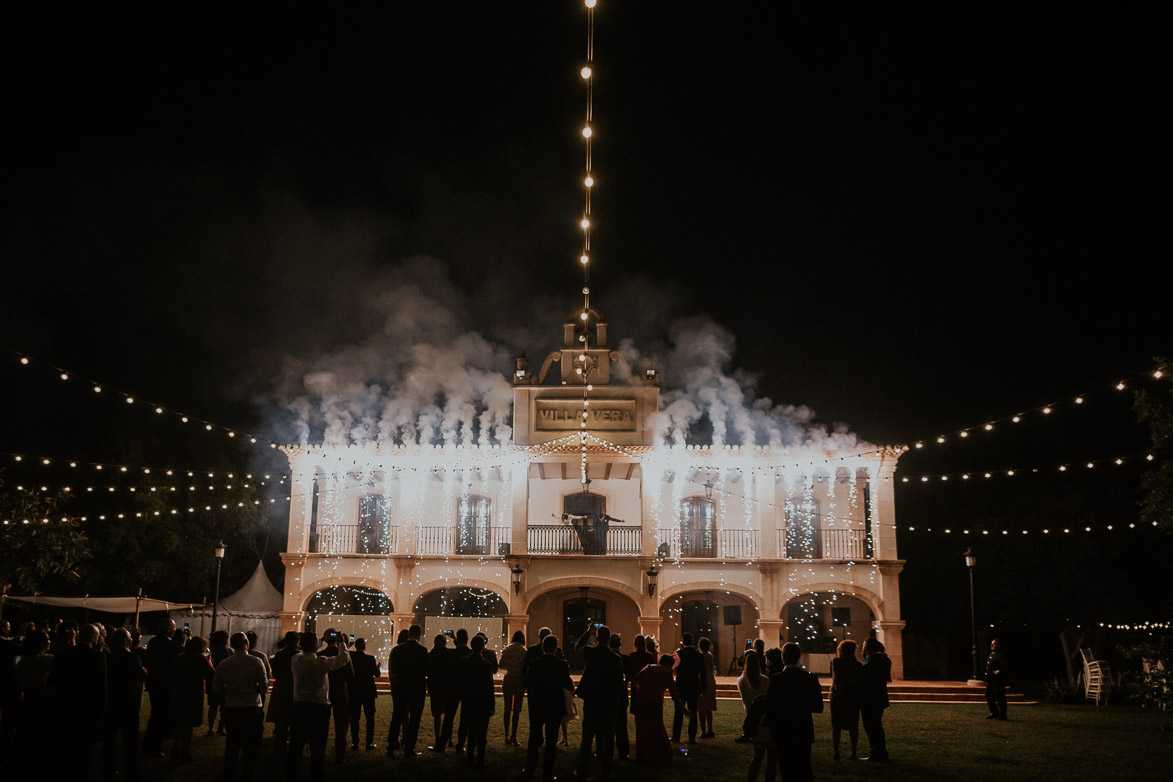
<box><xmin>558</xmin><ymin>512</ymin><xmax>625</xmax><ymax>555</ymax></box>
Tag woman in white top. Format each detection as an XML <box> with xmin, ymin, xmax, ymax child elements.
<box><xmin>497</xmin><ymin>630</ymin><xmax>528</xmax><ymax>745</ymax></box>
<box><xmin>737</xmin><ymin>650</ymin><xmax>775</xmax><ymax>782</ymax></box>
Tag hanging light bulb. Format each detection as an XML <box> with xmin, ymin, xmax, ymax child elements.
<box><xmin>584</xmin><ymin>174</ymin><xmax>594</xmax><ymax>187</ymax></box>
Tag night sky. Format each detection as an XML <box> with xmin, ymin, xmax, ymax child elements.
<box><xmin>2</xmin><ymin>4</ymin><xmax>1170</xmax><ymax>656</ymax></box>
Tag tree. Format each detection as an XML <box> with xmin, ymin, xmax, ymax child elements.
<box><xmin>0</xmin><ymin>474</ymin><xmax>89</xmax><ymax>593</ymax></box>
<box><xmin>1135</xmin><ymin>357</ymin><xmax>1172</xmax><ymax>534</ymax></box>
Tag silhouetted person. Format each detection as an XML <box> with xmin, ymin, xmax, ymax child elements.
<box><xmin>268</xmin><ymin>630</ymin><xmax>300</xmax><ymax>756</ymax></box>
<box><xmin>426</xmin><ymin>634</ymin><xmax>449</xmax><ymax>748</ymax></box>
<box><xmin>349</xmin><ymin>637</ymin><xmax>380</xmax><ymax>751</ymax></box>
<box><xmin>13</xmin><ymin>630</ymin><xmax>53</xmax><ymax>780</ymax></box>
<box><xmin>50</xmin><ymin>623</ymin><xmax>107</xmax><ymax>778</ymax></box>
<box><xmin>522</xmin><ymin>634</ymin><xmax>573</xmax><ymax>782</ymax></box>
<box><xmin>172</xmin><ymin>635</ymin><xmax>214</xmax><ymax>763</ymax></box>
<box><xmin>207</xmin><ymin>628</ymin><xmax>231</xmax><ymax>735</ymax></box>
<box><xmin>246</xmin><ymin>630</ymin><xmax>271</xmax><ymax>679</ymax></box>
<box><xmin>0</xmin><ymin>619</ymin><xmax>18</xmax><ymax>763</ymax></box>
<box><xmin>765</xmin><ymin>643</ymin><xmax>823</xmax><ymax>782</ymax></box>
<box><xmin>214</xmin><ymin>631</ymin><xmax>269</xmax><ymax>781</ymax></box>
<box><xmin>460</xmin><ymin>634</ymin><xmax>496</xmax><ymax>767</ymax></box>
<box><xmin>985</xmin><ymin>637</ymin><xmax>1009</xmax><ymax>721</ymax></box>
<box><xmin>830</xmin><ymin>639</ymin><xmax>862</xmax><ymax>761</ymax></box>
<box><xmin>143</xmin><ymin>618</ymin><xmax>180</xmax><ymax>757</ymax></box>
<box><xmin>319</xmin><ymin>628</ymin><xmax>354</xmax><ymax>764</ymax></box>
<box><xmin>435</xmin><ymin>628</ymin><xmax>471</xmax><ymax>752</ymax></box>
<box><xmin>610</xmin><ymin>633</ymin><xmax>633</xmax><ymax>760</ymax></box>
<box><xmin>860</xmin><ymin>637</ymin><xmax>891</xmax><ymax>761</ymax></box>
<box><xmin>631</xmin><ymin>653</ymin><xmax>685</xmax><ymax>767</ymax></box>
<box><xmin>576</xmin><ymin>624</ymin><xmax>625</xmax><ymax>780</ymax></box>
<box><xmin>388</xmin><ymin>624</ymin><xmax>428</xmax><ymax>756</ymax></box>
<box><xmin>103</xmin><ymin>628</ymin><xmax>145</xmax><ymax>782</ymax></box>
<box><xmin>286</xmin><ymin>632</ymin><xmax>351</xmax><ymax>782</ymax></box>
<box><xmin>672</xmin><ymin>632</ymin><xmax>706</xmax><ymax>744</ymax></box>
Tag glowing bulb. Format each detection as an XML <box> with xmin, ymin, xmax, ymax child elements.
<box><xmin>1012</xmin><ymin>416</ymin><xmax>1020</xmax><ymax>422</ymax></box>
<box><xmin>585</xmin><ymin>0</ymin><xmax>596</xmax><ymax>7</ymax></box>
<box><xmin>1116</xmin><ymin>382</ymin><xmax>1125</xmax><ymax>390</ymax></box>
<box><xmin>125</xmin><ymin>397</ymin><xmax>134</xmax><ymax>404</ymax></box>
<box><xmin>581</xmin><ymin>254</ymin><xmax>589</xmax><ymax>264</ymax></box>
<box><xmin>1075</xmin><ymin>397</ymin><xmax>1084</xmax><ymax>404</ymax></box>
<box><xmin>580</xmin><ymin>312</ymin><xmax>588</xmax><ymax>321</ymax></box>
<box><xmin>583</xmin><ymin>286</ymin><xmax>589</xmax><ymax>294</ymax></box>
<box><xmin>93</xmin><ymin>386</ymin><xmax>101</xmax><ymax>393</ymax></box>
<box><xmin>579</xmin><ymin>354</ymin><xmax>586</xmax><ymax>361</ymax></box>
<box><xmin>60</xmin><ymin>373</ymin><xmax>68</xmax><ymax>380</ymax></box>
<box><xmin>580</xmin><ymin>218</ymin><xmax>590</xmax><ymax>229</ymax></box>
<box><xmin>584</xmin><ymin>175</ymin><xmax>594</xmax><ymax>187</ymax></box>
<box><xmin>984</xmin><ymin>423</ymin><xmax>993</xmax><ymax>431</ymax></box>
<box><xmin>582</xmin><ymin>126</ymin><xmax>592</xmax><ymax>138</ymax></box>
<box><xmin>936</xmin><ymin>437</ymin><xmax>945</xmax><ymax>444</ymax></box>
<box><xmin>155</xmin><ymin>407</ymin><xmax>163</xmax><ymax>414</ymax></box>
<box><xmin>581</xmin><ymin>66</ymin><xmax>592</xmax><ymax>79</ymax></box>
<box><xmin>1042</xmin><ymin>407</ymin><xmax>1051</xmax><ymax>414</ymax></box>
<box><xmin>959</xmin><ymin>431</ymin><xmax>968</xmax><ymax>438</ymax></box>
<box><xmin>1155</xmin><ymin>370</ymin><xmax>1164</xmax><ymax>379</ymax></box>
<box><xmin>20</xmin><ymin>357</ymin><xmax>29</xmax><ymax>365</ymax></box>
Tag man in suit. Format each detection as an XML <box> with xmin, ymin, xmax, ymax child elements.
<box><xmin>102</xmin><ymin>628</ymin><xmax>145</xmax><ymax>782</ymax></box>
<box><xmin>387</xmin><ymin>625</ymin><xmax>429</xmax><ymax>756</ymax></box>
<box><xmin>435</xmin><ymin>628</ymin><xmax>472</xmax><ymax>752</ymax></box>
<box><xmin>609</xmin><ymin>633</ymin><xmax>634</xmax><ymax>761</ymax></box>
<box><xmin>522</xmin><ymin>634</ymin><xmax>573</xmax><ymax>782</ymax></box>
<box><xmin>984</xmin><ymin>637</ymin><xmax>1008</xmax><ymax>721</ymax></box>
<box><xmin>671</xmin><ymin>632</ymin><xmax>706</xmax><ymax>744</ymax></box>
<box><xmin>860</xmin><ymin>636</ymin><xmax>891</xmax><ymax>761</ymax></box>
<box><xmin>576</xmin><ymin>624</ymin><xmax>625</xmax><ymax>780</ymax></box>
<box><xmin>348</xmin><ymin>637</ymin><xmax>380</xmax><ymax>751</ymax></box>
<box><xmin>459</xmin><ymin>635</ymin><xmax>496</xmax><ymax>768</ymax></box>
<box><xmin>764</xmin><ymin>642</ymin><xmax>824</xmax><ymax>782</ymax></box>
<box><xmin>142</xmin><ymin>618</ymin><xmax>180</xmax><ymax>757</ymax></box>
<box><xmin>269</xmin><ymin>630</ymin><xmax>301</xmax><ymax>757</ymax></box>
<box><xmin>50</xmin><ymin>623</ymin><xmax>108</xmax><ymax>776</ymax></box>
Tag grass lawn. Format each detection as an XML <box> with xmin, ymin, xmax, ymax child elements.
<box><xmin>116</xmin><ymin>699</ymin><xmax>1173</xmax><ymax>781</ymax></box>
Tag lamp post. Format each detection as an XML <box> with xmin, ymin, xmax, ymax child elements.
<box><xmin>964</xmin><ymin>547</ymin><xmax>981</xmax><ymax>685</ymax></box>
<box><xmin>211</xmin><ymin>541</ymin><xmax>226</xmax><ymax>637</ymax></box>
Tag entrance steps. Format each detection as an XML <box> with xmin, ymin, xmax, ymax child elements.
<box><xmin>375</xmin><ymin>674</ymin><xmax>1034</xmax><ymax>704</ymax></box>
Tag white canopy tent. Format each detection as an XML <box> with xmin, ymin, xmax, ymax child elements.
<box><xmin>171</xmin><ymin>562</ymin><xmax>284</xmax><ymax>654</ymax></box>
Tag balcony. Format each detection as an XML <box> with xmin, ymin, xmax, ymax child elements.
<box><xmin>417</xmin><ymin>526</ymin><xmax>511</xmax><ymax>556</ymax></box>
<box><xmin>526</xmin><ymin>524</ymin><xmax>641</xmax><ymax>556</ymax></box>
<box><xmin>655</xmin><ymin>528</ymin><xmax>758</xmax><ymax>559</ymax></box>
<box><xmin>776</xmin><ymin>527</ymin><xmax>870</xmax><ymax>560</ymax></box>
<box><xmin>310</xmin><ymin>525</ymin><xmax>398</xmax><ymax>555</ymax></box>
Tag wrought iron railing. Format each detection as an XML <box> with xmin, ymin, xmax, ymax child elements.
<box><xmin>527</xmin><ymin>524</ymin><xmax>641</xmax><ymax>555</ymax></box>
<box><xmin>655</xmin><ymin>528</ymin><xmax>757</xmax><ymax>558</ymax></box>
<box><xmin>310</xmin><ymin>524</ymin><xmax>398</xmax><ymax>555</ymax></box>
<box><xmin>417</xmin><ymin>526</ymin><xmax>510</xmax><ymax>556</ymax></box>
<box><xmin>775</xmin><ymin>527</ymin><xmax>869</xmax><ymax>560</ymax></box>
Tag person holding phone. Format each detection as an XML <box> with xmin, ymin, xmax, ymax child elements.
<box><xmin>286</xmin><ymin>632</ymin><xmax>351</xmax><ymax>782</ymax></box>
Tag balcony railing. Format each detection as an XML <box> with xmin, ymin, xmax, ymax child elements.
<box><xmin>655</xmin><ymin>528</ymin><xmax>758</xmax><ymax>559</ymax></box>
<box><xmin>310</xmin><ymin>524</ymin><xmax>398</xmax><ymax>555</ymax></box>
<box><xmin>417</xmin><ymin>526</ymin><xmax>510</xmax><ymax>556</ymax></box>
<box><xmin>776</xmin><ymin>528</ymin><xmax>869</xmax><ymax>560</ymax></box>
<box><xmin>527</xmin><ymin>524</ymin><xmax>641</xmax><ymax>556</ymax></box>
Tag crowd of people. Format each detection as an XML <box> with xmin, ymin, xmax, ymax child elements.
<box><xmin>0</xmin><ymin>614</ymin><xmax>918</xmax><ymax>782</ymax></box>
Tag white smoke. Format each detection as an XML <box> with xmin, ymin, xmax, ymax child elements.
<box><xmin>269</xmin><ymin>261</ymin><xmax>867</xmax><ymax>451</ymax></box>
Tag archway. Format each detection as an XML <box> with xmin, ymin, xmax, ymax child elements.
<box><xmin>659</xmin><ymin>588</ymin><xmax>761</xmax><ymax>674</ymax></box>
<box><xmin>780</xmin><ymin>591</ymin><xmax>875</xmax><ymax>668</ymax></box>
<box><xmin>303</xmin><ymin>585</ymin><xmax>395</xmax><ymax>662</ymax></box>
<box><xmin>412</xmin><ymin>587</ymin><xmax>510</xmax><ymax>647</ymax></box>
<box><xmin>525</xmin><ymin>584</ymin><xmax>642</xmax><ymax>671</ymax></box>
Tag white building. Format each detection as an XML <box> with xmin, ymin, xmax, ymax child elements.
<box><xmin>279</xmin><ymin>309</ymin><xmax>907</xmax><ymax>676</ymax></box>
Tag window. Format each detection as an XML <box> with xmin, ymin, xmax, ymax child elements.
<box><xmin>680</xmin><ymin>497</ymin><xmax>715</xmax><ymax>557</ymax></box>
<box><xmin>457</xmin><ymin>495</ymin><xmax>492</xmax><ymax>555</ymax></box>
<box><xmin>359</xmin><ymin>494</ymin><xmax>391</xmax><ymax>554</ymax></box>
<box><xmin>785</xmin><ymin>496</ymin><xmax>822</xmax><ymax>559</ymax></box>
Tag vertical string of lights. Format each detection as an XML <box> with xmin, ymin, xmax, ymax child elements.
<box><xmin>578</xmin><ymin>0</ymin><xmax>597</xmax><ymax>490</ymax></box>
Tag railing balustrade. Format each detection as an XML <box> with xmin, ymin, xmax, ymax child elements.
<box><xmin>417</xmin><ymin>526</ymin><xmax>510</xmax><ymax>556</ymax></box>
<box><xmin>310</xmin><ymin>524</ymin><xmax>398</xmax><ymax>555</ymax></box>
<box><xmin>655</xmin><ymin>528</ymin><xmax>757</xmax><ymax>558</ymax></box>
<box><xmin>776</xmin><ymin>527</ymin><xmax>869</xmax><ymax>560</ymax></box>
<box><xmin>527</xmin><ymin>524</ymin><xmax>641</xmax><ymax>556</ymax></box>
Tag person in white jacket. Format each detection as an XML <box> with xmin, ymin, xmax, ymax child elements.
<box><xmin>285</xmin><ymin>632</ymin><xmax>351</xmax><ymax>782</ymax></box>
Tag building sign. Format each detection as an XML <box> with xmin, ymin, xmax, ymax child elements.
<box><xmin>535</xmin><ymin>399</ymin><xmax>637</xmax><ymax>431</ymax></box>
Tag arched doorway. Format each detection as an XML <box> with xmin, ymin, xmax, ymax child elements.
<box><xmin>412</xmin><ymin>587</ymin><xmax>509</xmax><ymax>647</ymax></box>
<box><xmin>782</xmin><ymin>592</ymin><xmax>875</xmax><ymax>671</ymax></box>
<box><xmin>660</xmin><ymin>590</ymin><xmax>760</xmax><ymax>674</ymax></box>
<box><xmin>303</xmin><ymin>586</ymin><xmax>395</xmax><ymax>662</ymax></box>
<box><xmin>526</xmin><ymin>585</ymin><xmax>642</xmax><ymax>671</ymax></box>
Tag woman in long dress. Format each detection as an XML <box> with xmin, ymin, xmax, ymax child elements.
<box><xmin>631</xmin><ymin>654</ymin><xmax>685</xmax><ymax>766</ymax></box>
<box><xmin>697</xmin><ymin>636</ymin><xmax>719</xmax><ymax>738</ymax></box>
<box><xmin>830</xmin><ymin>639</ymin><xmax>863</xmax><ymax>761</ymax></box>
<box><xmin>737</xmin><ymin>650</ymin><xmax>774</xmax><ymax>782</ymax></box>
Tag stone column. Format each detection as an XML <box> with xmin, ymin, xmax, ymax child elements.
<box><xmin>876</xmin><ymin>620</ymin><xmax>906</xmax><ymax>680</ymax></box>
<box><xmin>388</xmin><ymin>613</ymin><xmax>415</xmax><ymax>636</ymax></box>
<box><xmin>757</xmin><ymin>619</ymin><xmax>785</xmax><ymax>646</ymax></box>
<box><xmin>638</xmin><ymin>616</ymin><xmax>663</xmax><ymax>642</ymax></box>
<box><xmin>279</xmin><ymin>611</ymin><xmax>303</xmax><ymax>635</ymax></box>
<box><xmin>506</xmin><ymin>613</ymin><xmax>530</xmax><ymax>641</ymax></box>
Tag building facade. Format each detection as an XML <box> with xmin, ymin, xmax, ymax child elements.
<box><xmin>279</xmin><ymin>311</ymin><xmax>907</xmax><ymax>676</ymax></box>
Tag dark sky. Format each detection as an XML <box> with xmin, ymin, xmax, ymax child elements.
<box><xmin>2</xmin><ymin>3</ymin><xmax>1169</xmax><ymax>460</ymax></box>
<box><xmin>2</xmin><ymin>4</ymin><xmax>1171</xmax><ymax>653</ymax></box>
